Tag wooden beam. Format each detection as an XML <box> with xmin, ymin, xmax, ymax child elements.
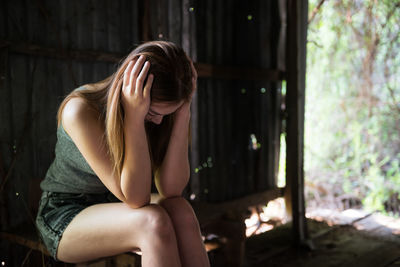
<box><xmin>192</xmin><ymin>188</ymin><xmax>284</xmax><ymax>226</ymax></box>
<box><xmin>194</xmin><ymin>62</ymin><xmax>284</xmax><ymax>81</ymax></box>
<box><xmin>139</xmin><ymin>0</ymin><xmax>152</xmax><ymax>42</ymax></box>
<box><xmin>0</xmin><ymin>231</ymin><xmax>50</xmax><ymax>256</ymax></box>
<box><xmin>0</xmin><ymin>230</ymin><xmax>142</xmax><ymax>266</ymax></box>
<box><xmin>0</xmin><ymin>40</ymin><xmax>284</xmax><ymax>82</ymax></box>
<box><xmin>284</xmin><ymin>0</ymin><xmax>309</xmax><ymax>245</ymax></box>
<box><xmin>0</xmin><ymin>40</ymin><xmax>123</xmax><ymax>63</ymax></box>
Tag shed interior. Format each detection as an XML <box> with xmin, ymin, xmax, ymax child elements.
<box><xmin>0</xmin><ymin>0</ymin><xmax>313</xmax><ymax>266</ymax></box>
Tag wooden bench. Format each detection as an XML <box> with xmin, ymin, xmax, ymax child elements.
<box><xmin>1</xmin><ymin>188</ymin><xmax>283</xmax><ymax>266</ymax></box>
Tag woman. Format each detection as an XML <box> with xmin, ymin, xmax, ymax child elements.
<box><xmin>35</xmin><ymin>41</ymin><xmax>210</xmax><ymax>267</ymax></box>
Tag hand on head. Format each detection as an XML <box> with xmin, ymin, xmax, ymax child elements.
<box><xmin>188</xmin><ymin>58</ymin><xmax>198</xmax><ymax>101</ymax></box>
<box><xmin>121</xmin><ymin>50</ymin><xmax>198</xmax><ymax>123</ymax></box>
<box><xmin>122</xmin><ymin>55</ymin><xmax>154</xmax><ymax>121</ymax></box>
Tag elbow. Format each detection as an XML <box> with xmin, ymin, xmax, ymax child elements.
<box><xmin>157</xmin><ymin>175</ymin><xmax>189</xmax><ymax>199</ymax></box>
<box><xmin>120</xmin><ymin>170</ymin><xmax>151</xmax><ymax>209</ymax></box>
<box><xmin>121</xmin><ymin>182</ymin><xmax>151</xmax><ymax>208</ymax></box>
<box><xmin>121</xmin><ymin>182</ymin><xmax>151</xmax><ymax>209</ymax></box>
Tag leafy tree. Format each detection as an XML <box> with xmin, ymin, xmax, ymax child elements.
<box><xmin>305</xmin><ymin>0</ymin><xmax>400</xmax><ymax>213</ymax></box>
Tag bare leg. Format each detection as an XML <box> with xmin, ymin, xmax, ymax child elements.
<box><xmin>159</xmin><ymin>197</ymin><xmax>210</xmax><ymax>267</ymax></box>
<box><xmin>57</xmin><ymin>202</ymin><xmax>181</xmax><ymax>267</ymax></box>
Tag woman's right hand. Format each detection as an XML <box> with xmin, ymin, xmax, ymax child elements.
<box><xmin>122</xmin><ymin>55</ymin><xmax>154</xmax><ymax>122</ymax></box>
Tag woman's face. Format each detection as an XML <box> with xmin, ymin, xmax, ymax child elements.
<box><xmin>145</xmin><ymin>101</ymin><xmax>184</xmax><ymax>124</ymax></box>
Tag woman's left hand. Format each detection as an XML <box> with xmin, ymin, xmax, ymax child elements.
<box><xmin>189</xmin><ymin>60</ymin><xmax>198</xmax><ymax>99</ymax></box>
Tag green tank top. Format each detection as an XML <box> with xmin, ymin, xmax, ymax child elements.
<box><xmin>40</xmin><ymin>93</ymin><xmax>109</xmax><ymax>194</ymax></box>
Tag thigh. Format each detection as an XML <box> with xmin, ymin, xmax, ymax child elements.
<box><xmin>57</xmin><ymin>202</ymin><xmax>166</xmax><ymax>263</ymax></box>
<box><xmin>36</xmin><ymin>191</ymin><xmax>111</xmax><ymax>259</ymax></box>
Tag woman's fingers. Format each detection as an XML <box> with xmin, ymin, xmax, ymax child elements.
<box><xmin>123</xmin><ymin>60</ymin><xmax>135</xmax><ymax>92</ymax></box>
<box><xmin>189</xmin><ymin>61</ymin><xmax>198</xmax><ymax>99</ymax></box>
<box><xmin>123</xmin><ymin>55</ymin><xmax>151</xmax><ymax>98</ymax></box>
<box><xmin>190</xmin><ymin>61</ymin><xmax>198</xmax><ymax>81</ymax></box>
<box><xmin>135</xmin><ymin>61</ymin><xmax>151</xmax><ymax>97</ymax></box>
<box><xmin>143</xmin><ymin>74</ymin><xmax>154</xmax><ymax>100</ymax></box>
<box><xmin>129</xmin><ymin>55</ymin><xmax>146</xmax><ymax>91</ymax></box>
<box><xmin>121</xmin><ymin>55</ymin><xmax>151</xmax><ymax>120</ymax></box>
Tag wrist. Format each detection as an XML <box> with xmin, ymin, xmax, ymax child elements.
<box><xmin>175</xmin><ymin>109</ymin><xmax>190</xmax><ymax>124</ymax></box>
<box><xmin>175</xmin><ymin>102</ymin><xmax>191</xmax><ymax>119</ymax></box>
<box><xmin>124</xmin><ymin>111</ymin><xmax>145</xmax><ymax>128</ymax></box>
<box><xmin>122</xmin><ymin>102</ymin><xmax>148</xmax><ymax>122</ymax></box>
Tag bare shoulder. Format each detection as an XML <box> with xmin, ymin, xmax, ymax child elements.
<box><xmin>59</xmin><ymin>96</ymin><xmax>126</xmax><ymax>201</ymax></box>
<box><xmin>61</xmin><ymin>97</ymin><xmax>101</xmax><ymax>136</ymax></box>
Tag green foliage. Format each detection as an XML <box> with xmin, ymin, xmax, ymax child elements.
<box><xmin>305</xmin><ymin>0</ymin><xmax>400</xmax><ymax>213</ymax></box>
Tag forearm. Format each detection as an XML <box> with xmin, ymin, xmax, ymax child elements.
<box><xmin>120</xmin><ymin>117</ymin><xmax>152</xmax><ymax>208</ymax></box>
<box><xmin>156</xmin><ymin>109</ymin><xmax>191</xmax><ymax>197</ymax></box>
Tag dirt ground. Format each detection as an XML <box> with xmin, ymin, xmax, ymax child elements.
<box><xmin>242</xmin><ymin>208</ymin><xmax>400</xmax><ymax>267</ymax></box>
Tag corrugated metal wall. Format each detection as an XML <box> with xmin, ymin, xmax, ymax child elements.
<box><xmin>1</xmin><ymin>0</ymin><xmax>137</xmax><ymax>231</ymax></box>
<box><xmin>190</xmin><ymin>0</ymin><xmax>282</xmax><ymax>202</ymax></box>
<box><xmin>0</xmin><ymin>0</ymin><xmax>283</xmax><ymax>262</ymax></box>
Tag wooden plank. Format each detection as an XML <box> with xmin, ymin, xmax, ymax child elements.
<box><xmin>284</xmin><ymin>0</ymin><xmax>309</xmax><ymax>245</ymax></box>
<box><xmin>0</xmin><ymin>40</ymin><xmax>122</xmax><ymax>63</ymax></box>
<box><xmin>138</xmin><ymin>0</ymin><xmax>151</xmax><ymax>41</ymax></box>
<box><xmin>0</xmin><ymin>40</ymin><xmax>284</xmax><ymax>81</ymax></box>
<box><xmin>195</xmin><ymin>62</ymin><xmax>284</xmax><ymax>81</ymax></box>
<box><xmin>110</xmin><ymin>253</ymin><xmax>140</xmax><ymax>267</ymax></box>
<box><xmin>0</xmin><ymin>231</ymin><xmax>50</xmax><ymax>256</ymax></box>
<box><xmin>193</xmin><ymin>188</ymin><xmax>284</xmax><ymax>225</ymax></box>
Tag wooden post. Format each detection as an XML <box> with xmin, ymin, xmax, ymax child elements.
<box><xmin>284</xmin><ymin>0</ymin><xmax>309</xmax><ymax>245</ymax></box>
<box><xmin>138</xmin><ymin>0</ymin><xmax>151</xmax><ymax>42</ymax></box>
<box><xmin>0</xmin><ymin>47</ymin><xmax>10</xmax><ymax>241</ymax></box>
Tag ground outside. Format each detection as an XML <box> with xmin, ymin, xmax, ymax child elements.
<box><xmin>240</xmin><ymin>207</ymin><xmax>400</xmax><ymax>267</ymax></box>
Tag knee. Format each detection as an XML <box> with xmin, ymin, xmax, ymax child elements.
<box><xmin>159</xmin><ymin>197</ymin><xmax>200</xmax><ymax>230</ymax></box>
<box><xmin>142</xmin><ymin>205</ymin><xmax>175</xmax><ymax>239</ymax></box>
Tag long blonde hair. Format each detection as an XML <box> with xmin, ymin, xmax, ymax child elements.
<box><xmin>57</xmin><ymin>41</ymin><xmax>193</xmax><ymax>179</ymax></box>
